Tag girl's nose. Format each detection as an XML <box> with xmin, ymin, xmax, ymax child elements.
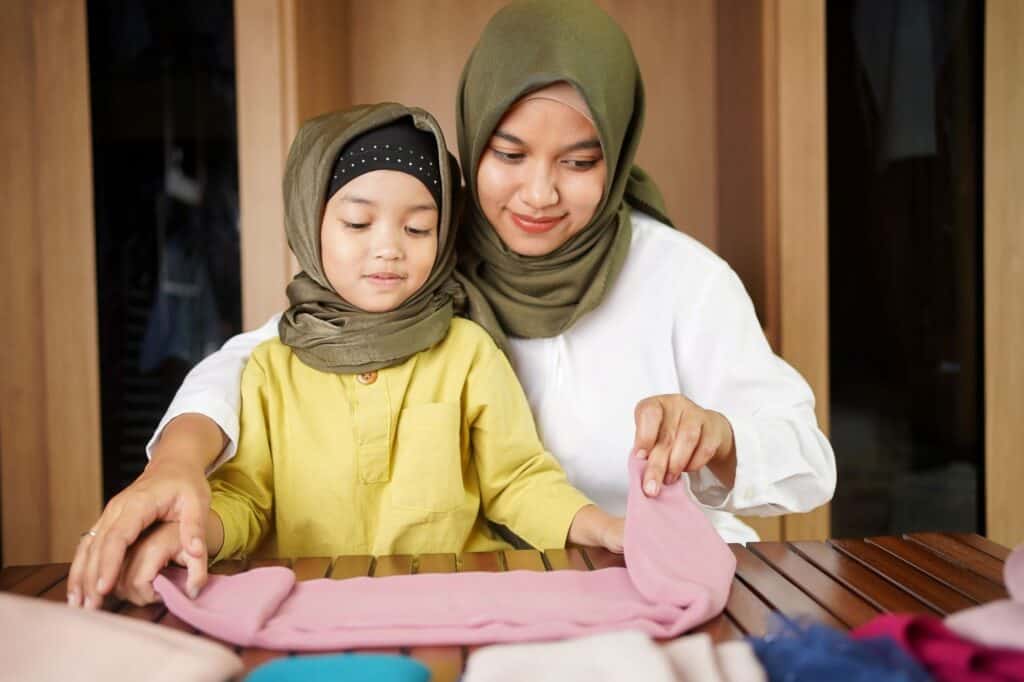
<box><xmin>520</xmin><ymin>164</ymin><xmax>559</xmax><ymax>208</ymax></box>
<box><xmin>372</xmin><ymin>226</ymin><xmax>403</xmax><ymax>260</ymax></box>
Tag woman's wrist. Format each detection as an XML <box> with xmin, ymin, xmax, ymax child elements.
<box><xmin>147</xmin><ymin>413</ymin><xmax>228</xmax><ymax>474</ymax></box>
<box><xmin>567</xmin><ymin>504</ymin><xmax>611</xmax><ymax>547</ymax></box>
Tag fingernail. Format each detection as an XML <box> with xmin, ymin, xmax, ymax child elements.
<box><xmin>187</xmin><ymin>585</ymin><xmax>199</xmax><ymax>600</ymax></box>
<box><xmin>644</xmin><ymin>480</ymin><xmax>658</xmax><ymax>496</ymax></box>
<box><xmin>190</xmin><ymin>537</ymin><xmax>203</xmax><ymax>553</ymax></box>
<box><xmin>67</xmin><ymin>592</ymin><xmax>78</xmax><ymax>607</ymax></box>
<box><xmin>96</xmin><ymin>578</ymin><xmax>107</xmax><ymax>593</ymax></box>
<box><xmin>635</xmin><ymin>449</ymin><xmax>648</xmax><ymax>459</ymax></box>
<box><xmin>83</xmin><ymin>596</ymin><xmax>95</xmax><ymax>609</ymax></box>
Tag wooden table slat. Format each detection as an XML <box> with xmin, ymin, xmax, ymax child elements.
<box><xmin>789</xmin><ymin>541</ymin><xmax>940</xmax><ymax>616</ymax></box>
<box><xmin>329</xmin><ymin>555</ymin><xmax>374</xmax><ymax>579</ymax></box>
<box><xmin>248</xmin><ymin>558</ymin><xmax>292</xmax><ymax>570</ymax></box>
<box><xmin>867</xmin><ymin>536</ymin><xmax>1008</xmax><ymax>603</ymax></box>
<box><xmin>749</xmin><ymin>543</ymin><xmax>880</xmax><ymax>628</ymax></box>
<box><xmin>39</xmin><ymin>577</ymin><xmax>69</xmax><ymax>603</ymax></box>
<box><xmin>504</xmin><ymin>549</ymin><xmax>547</xmax><ymax>572</ymax></box>
<box><xmin>905</xmin><ymin>532</ymin><xmax>1007</xmax><ymax>584</ymax></box>
<box><xmin>723</xmin><ymin>574</ymin><xmax>776</xmax><ymax>637</ymax></box>
<box><xmin>580</xmin><ymin>547</ymin><xmax>626</xmax><ymax>570</ymax></box>
<box><xmin>731</xmin><ymin>545</ymin><xmax>845</xmax><ymax>629</ymax></box>
<box><xmin>5</xmin><ymin>563</ymin><xmax>68</xmax><ymax>597</ymax></box>
<box><xmin>947</xmin><ymin>533</ymin><xmax>1013</xmax><ymax>561</ymax></box>
<box><xmin>291</xmin><ymin>557</ymin><xmax>332</xmax><ymax>581</ymax></box>
<box><xmin>373</xmin><ymin>555</ymin><xmax>414</xmax><ymax>577</ymax></box>
<box><xmin>544</xmin><ymin>548</ymin><xmax>589</xmax><ymax>571</ymax></box>
<box><xmin>416</xmin><ymin>554</ymin><xmax>457</xmax><ymax>574</ymax></box>
<box><xmin>458</xmin><ymin>551</ymin><xmax>504</xmax><ymax>572</ymax></box>
<box><xmin>829</xmin><ymin>539</ymin><xmax>975</xmax><ymax>615</ymax></box>
<box><xmin>0</xmin><ymin>565</ymin><xmax>39</xmax><ymax>590</ymax></box>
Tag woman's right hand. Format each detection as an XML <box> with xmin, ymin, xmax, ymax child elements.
<box><xmin>68</xmin><ymin>414</ymin><xmax>224</xmax><ymax>609</ymax></box>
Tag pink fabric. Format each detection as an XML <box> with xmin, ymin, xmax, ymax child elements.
<box><xmin>852</xmin><ymin>613</ymin><xmax>1024</xmax><ymax>681</ymax></box>
<box><xmin>945</xmin><ymin>545</ymin><xmax>1024</xmax><ymax>651</ymax></box>
<box><xmin>154</xmin><ymin>458</ymin><xmax>736</xmax><ymax>650</ymax></box>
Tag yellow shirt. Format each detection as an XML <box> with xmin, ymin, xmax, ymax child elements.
<box><xmin>210</xmin><ymin>318</ymin><xmax>592</xmax><ymax>561</ymax></box>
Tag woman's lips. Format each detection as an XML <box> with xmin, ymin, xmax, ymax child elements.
<box><xmin>510</xmin><ymin>211</ymin><xmax>564</xmax><ymax>234</ymax></box>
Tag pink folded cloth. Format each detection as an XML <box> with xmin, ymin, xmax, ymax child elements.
<box><xmin>945</xmin><ymin>544</ymin><xmax>1024</xmax><ymax>651</ymax></box>
<box><xmin>852</xmin><ymin>613</ymin><xmax>1024</xmax><ymax>681</ymax></box>
<box><xmin>154</xmin><ymin>457</ymin><xmax>736</xmax><ymax>650</ymax></box>
<box><xmin>0</xmin><ymin>592</ymin><xmax>242</xmax><ymax>682</ymax></box>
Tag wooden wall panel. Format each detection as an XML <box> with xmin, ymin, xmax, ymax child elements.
<box><xmin>984</xmin><ymin>0</ymin><xmax>1024</xmax><ymax>547</ymax></box>
<box><xmin>774</xmin><ymin>0</ymin><xmax>830</xmax><ymax>541</ymax></box>
<box><xmin>0</xmin><ymin>0</ymin><xmax>102</xmax><ymax>564</ymax></box>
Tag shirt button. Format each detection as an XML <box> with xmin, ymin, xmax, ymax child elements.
<box><xmin>356</xmin><ymin>370</ymin><xmax>378</xmax><ymax>385</ymax></box>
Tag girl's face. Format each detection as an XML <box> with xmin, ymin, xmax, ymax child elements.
<box><xmin>320</xmin><ymin>170</ymin><xmax>438</xmax><ymax>312</ymax></box>
<box><xmin>475</xmin><ymin>96</ymin><xmax>607</xmax><ymax>257</ymax></box>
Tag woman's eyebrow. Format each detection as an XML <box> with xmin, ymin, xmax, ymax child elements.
<box><xmin>492</xmin><ymin>130</ymin><xmax>524</xmax><ymax>145</ymax></box>
<box><xmin>341</xmin><ymin>195</ymin><xmax>375</xmax><ymax>206</ymax></box>
<box><xmin>559</xmin><ymin>139</ymin><xmax>602</xmax><ymax>154</ymax></box>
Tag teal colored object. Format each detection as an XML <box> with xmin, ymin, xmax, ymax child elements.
<box><xmin>246</xmin><ymin>653</ymin><xmax>431</xmax><ymax>682</ymax></box>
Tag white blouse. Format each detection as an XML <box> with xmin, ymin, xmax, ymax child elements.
<box><xmin>148</xmin><ymin>212</ymin><xmax>836</xmax><ymax>543</ymax></box>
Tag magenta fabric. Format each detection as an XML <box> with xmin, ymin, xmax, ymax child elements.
<box><xmin>945</xmin><ymin>545</ymin><xmax>1024</xmax><ymax>652</ymax></box>
<box><xmin>153</xmin><ymin>458</ymin><xmax>736</xmax><ymax>650</ymax></box>
<box><xmin>852</xmin><ymin>613</ymin><xmax>1024</xmax><ymax>681</ymax></box>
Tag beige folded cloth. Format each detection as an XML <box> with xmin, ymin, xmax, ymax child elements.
<box><xmin>0</xmin><ymin>592</ymin><xmax>242</xmax><ymax>682</ymax></box>
<box><xmin>663</xmin><ymin>633</ymin><xmax>767</xmax><ymax>682</ymax></box>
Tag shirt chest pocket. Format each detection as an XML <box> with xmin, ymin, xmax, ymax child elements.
<box><xmin>389</xmin><ymin>402</ymin><xmax>464</xmax><ymax>513</ymax></box>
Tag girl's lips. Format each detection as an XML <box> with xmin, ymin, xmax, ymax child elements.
<box><xmin>510</xmin><ymin>212</ymin><xmax>564</xmax><ymax>234</ymax></box>
<box><xmin>365</xmin><ymin>273</ymin><xmax>406</xmax><ymax>287</ymax></box>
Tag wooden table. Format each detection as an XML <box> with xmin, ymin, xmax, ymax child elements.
<box><xmin>2</xmin><ymin>533</ymin><xmax>1011</xmax><ymax>681</ymax></box>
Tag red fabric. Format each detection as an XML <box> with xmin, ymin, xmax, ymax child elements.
<box><xmin>154</xmin><ymin>458</ymin><xmax>736</xmax><ymax>650</ymax></box>
<box><xmin>852</xmin><ymin>614</ymin><xmax>1024</xmax><ymax>681</ymax></box>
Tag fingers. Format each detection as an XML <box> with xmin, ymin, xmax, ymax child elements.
<box><xmin>176</xmin><ymin>496</ymin><xmax>208</xmax><ymax>599</ymax></box>
<box><xmin>665</xmin><ymin>410</ymin><xmax>703</xmax><ymax>484</ymax></box>
<box><xmin>631</xmin><ymin>397</ymin><xmax>664</xmax><ymax>459</ymax></box>
<box><xmin>642</xmin><ymin>404</ymin><xmax>678</xmax><ymax>497</ymax></box>
<box><xmin>83</xmin><ymin>495</ymin><xmax>160</xmax><ymax>609</ymax></box>
<box><xmin>67</xmin><ymin>530</ymin><xmax>96</xmax><ymax>607</ymax></box>
<box><xmin>115</xmin><ymin>537</ymin><xmax>172</xmax><ymax>607</ymax></box>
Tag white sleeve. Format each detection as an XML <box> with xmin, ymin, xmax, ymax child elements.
<box><xmin>145</xmin><ymin>314</ymin><xmax>282</xmax><ymax>473</ymax></box>
<box><xmin>676</xmin><ymin>266</ymin><xmax>836</xmax><ymax>516</ymax></box>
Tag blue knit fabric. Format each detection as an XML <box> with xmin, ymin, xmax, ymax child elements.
<box><xmin>246</xmin><ymin>653</ymin><xmax>430</xmax><ymax>682</ymax></box>
<box><xmin>749</xmin><ymin>616</ymin><xmax>933</xmax><ymax>682</ymax></box>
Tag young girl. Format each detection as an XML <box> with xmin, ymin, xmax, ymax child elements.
<box><xmin>99</xmin><ymin>104</ymin><xmax>621</xmax><ymax>604</ymax></box>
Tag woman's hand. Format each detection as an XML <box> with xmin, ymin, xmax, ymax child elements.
<box><xmin>632</xmin><ymin>394</ymin><xmax>737</xmax><ymax>497</ymax></box>
<box><xmin>68</xmin><ymin>414</ymin><xmax>224</xmax><ymax>609</ymax></box>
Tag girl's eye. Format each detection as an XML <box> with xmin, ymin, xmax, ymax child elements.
<box><xmin>491</xmin><ymin>148</ymin><xmax>525</xmax><ymax>163</ymax></box>
<box><xmin>563</xmin><ymin>158</ymin><xmax>601</xmax><ymax>170</ymax></box>
<box><xmin>342</xmin><ymin>221</ymin><xmax>370</xmax><ymax>229</ymax></box>
<box><xmin>405</xmin><ymin>226</ymin><xmax>434</xmax><ymax>237</ymax></box>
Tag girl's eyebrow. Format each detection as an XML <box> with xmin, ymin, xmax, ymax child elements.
<box><xmin>492</xmin><ymin>130</ymin><xmax>601</xmax><ymax>155</ymax></box>
<box><xmin>341</xmin><ymin>195</ymin><xmax>436</xmax><ymax>213</ymax></box>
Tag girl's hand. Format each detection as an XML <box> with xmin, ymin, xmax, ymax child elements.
<box><xmin>631</xmin><ymin>394</ymin><xmax>737</xmax><ymax>497</ymax></box>
<box><xmin>600</xmin><ymin>516</ymin><xmax>625</xmax><ymax>554</ymax></box>
<box><xmin>113</xmin><ymin>521</ymin><xmax>195</xmax><ymax>607</ymax></box>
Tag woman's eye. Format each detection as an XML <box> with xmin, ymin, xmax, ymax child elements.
<box><xmin>563</xmin><ymin>158</ymin><xmax>601</xmax><ymax>170</ymax></box>
<box><xmin>405</xmin><ymin>226</ymin><xmax>434</xmax><ymax>237</ymax></box>
<box><xmin>342</xmin><ymin>221</ymin><xmax>370</xmax><ymax>229</ymax></box>
<box><xmin>491</xmin><ymin>148</ymin><xmax>525</xmax><ymax>163</ymax></box>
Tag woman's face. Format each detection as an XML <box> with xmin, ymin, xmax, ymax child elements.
<box><xmin>475</xmin><ymin>96</ymin><xmax>607</xmax><ymax>256</ymax></box>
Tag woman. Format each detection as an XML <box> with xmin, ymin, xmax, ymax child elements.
<box><xmin>69</xmin><ymin>0</ymin><xmax>834</xmax><ymax>609</ymax></box>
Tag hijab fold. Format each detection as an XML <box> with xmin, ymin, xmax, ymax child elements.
<box><xmin>279</xmin><ymin>104</ymin><xmax>464</xmax><ymax>374</ymax></box>
<box><xmin>455</xmin><ymin>0</ymin><xmax>672</xmax><ymax>348</ymax></box>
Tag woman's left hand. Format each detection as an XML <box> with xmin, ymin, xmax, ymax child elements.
<box><xmin>631</xmin><ymin>394</ymin><xmax>737</xmax><ymax>497</ymax></box>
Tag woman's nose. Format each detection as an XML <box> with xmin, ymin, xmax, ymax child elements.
<box><xmin>520</xmin><ymin>164</ymin><xmax>559</xmax><ymax>208</ymax></box>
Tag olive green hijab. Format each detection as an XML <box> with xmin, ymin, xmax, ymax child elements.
<box><xmin>279</xmin><ymin>104</ymin><xmax>464</xmax><ymax>374</ymax></box>
<box><xmin>455</xmin><ymin>0</ymin><xmax>672</xmax><ymax>347</ymax></box>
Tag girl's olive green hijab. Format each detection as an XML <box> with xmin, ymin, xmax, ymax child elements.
<box><xmin>455</xmin><ymin>0</ymin><xmax>672</xmax><ymax>348</ymax></box>
<box><xmin>279</xmin><ymin>103</ymin><xmax>464</xmax><ymax>374</ymax></box>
